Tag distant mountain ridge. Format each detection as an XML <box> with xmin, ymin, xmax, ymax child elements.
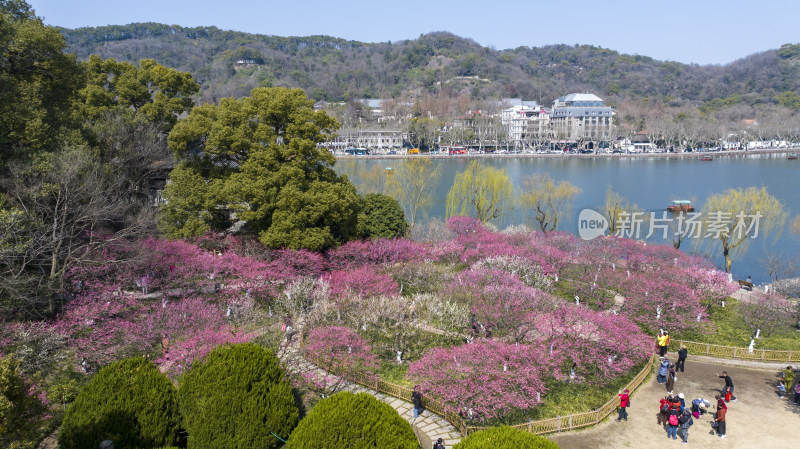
<box><xmin>58</xmin><ymin>23</ymin><xmax>800</xmax><ymax>108</ymax></box>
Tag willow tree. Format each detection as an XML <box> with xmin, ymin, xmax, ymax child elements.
<box><xmin>698</xmin><ymin>186</ymin><xmax>786</xmax><ymax>273</ymax></box>
<box><xmin>792</xmin><ymin>215</ymin><xmax>800</xmax><ymax>234</ymax></box>
<box><xmin>601</xmin><ymin>186</ymin><xmax>644</xmax><ymax>236</ymax></box>
<box><xmin>385</xmin><ymin>158</ymin><xmax>440</xmax><ymax>230</ymax></box>
<box><xmin>445</xmin><ymin>160</ymin><xmax>513</xmax><ymax>225</ymax></box>
<box><xmin>519</xmin><ymin>173</ymin><xmax>581</xmax><ymax>232</ymax></box>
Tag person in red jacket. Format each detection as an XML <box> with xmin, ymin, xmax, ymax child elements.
<box><xmin>714</xmin><ymin>396</ymin><xmax>727</xmax><ymax>438</ymax></box>
<box><xmin>617</xmin><ymin>388</ymin><xmax>630</xmax><ymax>421</ymax></box>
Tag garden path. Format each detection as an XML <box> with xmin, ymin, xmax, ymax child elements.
<box><xmin>550</xmin><ymin>354</ymin><xmax>800</xmax><ymax>448</ymax></box>
<box><xmin>277</xmin><ymin>328</ymin><xmax>463</xmax><ymax>449</ymax></box>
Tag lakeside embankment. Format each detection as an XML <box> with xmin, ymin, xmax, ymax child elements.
<box><xmin>335</xmin><ymin>147</ymin><xmax>799</xmax><ymax>160</ymax></box>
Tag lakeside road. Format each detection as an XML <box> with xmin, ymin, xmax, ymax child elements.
<box><xmin>333</xmin><ymin>147</ymin><xmax>798</xmax><ymax>160</ymax></box>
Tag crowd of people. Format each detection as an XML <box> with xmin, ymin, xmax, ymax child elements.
<box><xmin>617</xmin><ymin>331</ymin><xmax>800</xmax><ymax>444</ymax></box>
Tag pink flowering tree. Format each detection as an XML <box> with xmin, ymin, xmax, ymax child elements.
<box><xmin>301</xmin><ymin>326</ymin><xmax>379</xmax><ymax>397</ymax></box>
<box><xmin>322</xmin><ymin>266</ymin><xmax>400</xmax><ymax>299</ymax></box>
<box><xmin>531</xmin><ymin>304</ymin><xmax>652</xmax><ymax>382</ymax></box>
<box><xmin>408</xmin><ymin>340</ymin><xmax>559</xmax><ymax>420</ymax></box>
<box><xmin>448</xmin><ymin>267</ymin><xmax>557</xmax><ymax>342</ymax></box>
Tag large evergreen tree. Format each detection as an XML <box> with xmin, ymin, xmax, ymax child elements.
<box><xmin>0</xmin><ymin>0</ymin><xmax>83</xmax><ymax>160</ymax></box>
<box><xmin>161</xmin><ymin>87</ymin><xmax>362</xmax><ymax>251</ymax></box>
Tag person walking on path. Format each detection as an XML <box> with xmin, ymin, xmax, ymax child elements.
<box><xmin>678</xmin><ymin>408</ymin><xmax>694</xmax><ymax>444</ymax></box>
<box><xmin>778</xmin><ymin>380</ymin><xmax>786</xmax><ymax>399</ymax></box>
<box><xmin>676</xmin><ymin>345</ymin><xmax>687</xmax><ymax>372</ymax></box>
<box><xmin>713</xmin><ymin>396</ymin><xmax>727</xmax><ymax>438</ymax></box>
<box><xmin>666</xmin><ymin>364</ymin><xmax>676</xmax><ymax>395</ymax></box>
<box><xmin>411</xmin><ymin>385</ymin><xmax>424</xmax><ymax>423</ymax></box>
<box><xmin>657</xmin><ymin>357</ymin><xmax>670</xmax><ymax>384</ymax></box>
<box><xmin>716</xmin><ymin>371</ymin><xmax>737</xmax><ymax>402</ymax></box>
<box><xmin>433</xmin><ymin>438</ymin><xmax>445</xmax><ymax>449</ymax></box>
<box><xmin>617</xmin><ymin>388</ymin><xmax>630</xmax><ymax>421</ymax></box>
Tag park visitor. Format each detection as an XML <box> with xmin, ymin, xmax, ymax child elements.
<box><xmin>783</xmin><ymin>366</ymin><xmax>795</xmax><ymax>391</ymax></box>
<box><xmin>676</xmin><ymin>344</ymin><xmax>687</xmax><ymax>372</ymax></box>
<box><xmin>433</xmin><ymin>438</ymin><xmax>445</xmax><ymax>449</ymax></box>
<box><xmin>666</xmin><ymin>364</ymin><xmax>676</xmax><ymax>395</ymax></box>
<box><xmin>794</xmin><ymin>382</ymin><xmax>800</xmax><ymax>405</ymax></box>
<box><xmin>617</xmin><ymin>388</ymin><xmax>630</xmax><ymax>421</ymax></box>
<box><xmin>411</xmin><ymin>385</ymin><xmax>423</xmax><ymax>423</ymax></box>
<box><xmin>658</xmin><ymin>395</ymin><xmax>671</xmax><ymax>426</ymax></box>
<box><xmin>678</xmin><ymin>408</ymin><xmax>694</xmax><ymax>444</ymax></box>
<box><xmin>667</xmin><ymin>401</ymin><xmax>681</xmax><ymax>439</ymax></box>
<box><xmin>713</xmin><ymin>396</ymin><xmax>727</xmax><ymax>438</ymax></box>
<box><xmin>715</xmin><ymin>371</ymin><xmax>737</xmax><ymax>402</ymax></box>
<box><xmin>778</xmin><ymin>380</ymin><xmax>786</xmax><ymax>399</ymax></box>
<box><xmin>657</xmin><ymin>357</ymin><xmax>670</xmax><ymax>383</ymax></box>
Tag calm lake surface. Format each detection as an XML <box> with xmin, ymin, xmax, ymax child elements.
<box><xmin>339</xmin><ymin>152</ymin><xmax>800</xmax><ymax>285</ymax></box>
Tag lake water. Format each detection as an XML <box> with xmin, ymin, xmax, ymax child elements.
<box><xmin>339</xmin><ymin>153</ymin><xmax>800</xmax><ymax>285</ymax></box>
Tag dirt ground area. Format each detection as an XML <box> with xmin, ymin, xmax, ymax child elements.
<box><xmin>550</xmin><ymin>356</ymin><xmax>800</xmax><ymax>449</ymax></box>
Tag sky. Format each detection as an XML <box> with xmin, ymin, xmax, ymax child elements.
<box><xmin>29</xmin><ymin>0</ymin><xmax>800</xmax><ymax>65</ymax></box>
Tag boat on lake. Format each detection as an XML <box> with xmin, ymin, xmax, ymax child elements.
<box><xmin>667</xmin><ymin>200</ymin><xmax>694</xmax><ymax>213</ymax></box>
<box><xmin>701</xmin><ymin>155</ymin><xmax>712</xmax><ymax>161</ymax></box>
<box><xmin>789</xmin><ymin>154</ymin><xmax>798</xmax><ymax>160</ymax></box>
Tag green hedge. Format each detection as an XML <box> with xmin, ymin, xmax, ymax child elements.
<box><xmin>285</xmin><ymin>392</ymin><xmax>417</xmax><ymax>449</ymax></box>
<box><xmin>454</xmin><ymin>426</ymin><xmax>561</xmax><ymax>449</ymax></box>
<box><xmin>59</xmin><ymin>357</ymin><xmax>180</xmax><ymax>449</ymax></box>
<box><xmin>177</xmin><ymin>343</ymin><xmax>298</xmax><ymax>449</ymax></box>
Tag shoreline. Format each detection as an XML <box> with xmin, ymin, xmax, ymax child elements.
<box><xmin>334</xmin><ymin>147</ymin><xmax>799</xmax><ymax>160</ymax></box>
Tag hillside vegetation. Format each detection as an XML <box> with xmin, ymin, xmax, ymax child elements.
<box><xmin>59</xmin><ymin>23</ymin><xmax>800</xmax><ymax>110</ymax></box>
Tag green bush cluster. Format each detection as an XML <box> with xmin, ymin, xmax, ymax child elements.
<box><xmin>58</xmin><ymin>357</ymin><xmax>181</xmax><ymax>449</ymax></box>
<box><xmin>285</xmin><ymin>392</ymin><xmax>417</xmax><ymax>449</ymax></box>
<box><xmin>359</xmin><ymin>193</ymin><xmax>408</xmax><ymax>239</ymax></box>
<box><xmin>454</xmin><ymin>426</ymin><xmax>561</xmax><ymax>449</ymax></box>
<box><xmin>177</xmin><ymin>343</ymin><xmax>299</xmax><ymax>449</ymax></box>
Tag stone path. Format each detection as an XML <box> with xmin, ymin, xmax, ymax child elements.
<box><xmin>277</xmin><ymin>326</ymin><xmax>463</xmax><ymax>449</ymax></box>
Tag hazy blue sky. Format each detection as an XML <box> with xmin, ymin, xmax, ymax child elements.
<box><xmin>30</xmin><ymin>0</ymin><xmax>800</xmax><ymax>65</ymax></box>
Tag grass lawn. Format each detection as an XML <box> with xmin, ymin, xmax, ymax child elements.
<box><xmin>676</xmin><ymin>297</ymin><xmax>800</xmax><ymax>351</ymax></box>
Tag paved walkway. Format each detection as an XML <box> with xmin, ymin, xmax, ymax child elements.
<box><xmin>277</xmin><ymin>326</ymin><xmax>462</xmax><ymax>449</ymax></box>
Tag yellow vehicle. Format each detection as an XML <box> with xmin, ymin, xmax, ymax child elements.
<box><xmin>407</xmin><ymin>148</ymin><xmax>419</xmax><ymax>154</ymax></box>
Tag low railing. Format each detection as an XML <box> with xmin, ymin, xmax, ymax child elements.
<box><xmin>669</xmin><ymin>339</ymin><xmax>800</xmax><ymax>363</ymax></box>
<box><xmin>466</xmin><ymin>354</ymin><xmax>657</xmax><ymax>435</ymax></box>
<box><xmin>303</xmin><ymin>351</ymin><xmax>469</xmax><ymax>434</ymax></box>
<box><xmin>304</xmin><ymin>348</ymin><xmax>657</xmax><ymax>437</ymax></box>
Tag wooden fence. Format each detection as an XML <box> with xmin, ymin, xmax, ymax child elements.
<box><xmin>305</xmin><ymin>349</ymin><xmax>658</xmax><ymax>437</ymax></box>
<box><xmin>669</xmin><ymin>339</ymin><xmax>800</xmax><ymax>363</ymax></box>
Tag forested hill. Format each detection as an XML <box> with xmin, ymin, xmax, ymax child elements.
<box><xmin>59</xmin><ymin>23</ymin><xmax>800</xmax><ymax>107</ymax></box>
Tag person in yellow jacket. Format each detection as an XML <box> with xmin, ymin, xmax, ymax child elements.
<box><xmin>784</xmin><ymin>366</ymin><xmax>796</xmax><ymax>391</ymax></box>
<box><xmin>657</xmin><ymin>332</ymin><xmax>668</xmax><ymax>357</ymax></box>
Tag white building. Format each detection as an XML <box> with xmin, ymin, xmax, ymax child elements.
<box><xmin>550</xmin><ymin>93</ymin><xmax>613</xmax><ymax>144</ymax></box>
<box><xmin>500</xmin><ymin>104</ymin><xmax>551</xmax><ymax>147</ymax></box>
<box><xmin>325</xmin><ymin>129</ymin><xmax>407</xmax><ymax>153</ymax></box>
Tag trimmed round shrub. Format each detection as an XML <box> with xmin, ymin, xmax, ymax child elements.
<box><xmin>285</xmin><ymin>392</ymin><xmax>417</xmax><ymax>449</ymax></box>
<box><xmin>359</xmin><ymin>193</ymin><xmax>409</xmax><ymax>239</ymax></box>
<box><xmin>59</xmin><ymin>357</ymin><xmax>180</xmax><ymax>449</ymax></box>
<box><xmin>177</xmin><ymin>343</ymin><xmax>298</xmax><ymax>449</ymax></box>
<box><xmin>454</xmin><ymin>426</ymin><xmax>561</xmax><ymax>449</ymax></box>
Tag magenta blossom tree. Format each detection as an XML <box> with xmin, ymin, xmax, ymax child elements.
<box><xmin>531</xmin><ymin>303</ymin><xmax>652</xmax><ymax>382</ymax></box>
<box><xmin>408</xmin><ymin>340</ymin><xmax>559</xmax><ymax>420</ymax></box>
